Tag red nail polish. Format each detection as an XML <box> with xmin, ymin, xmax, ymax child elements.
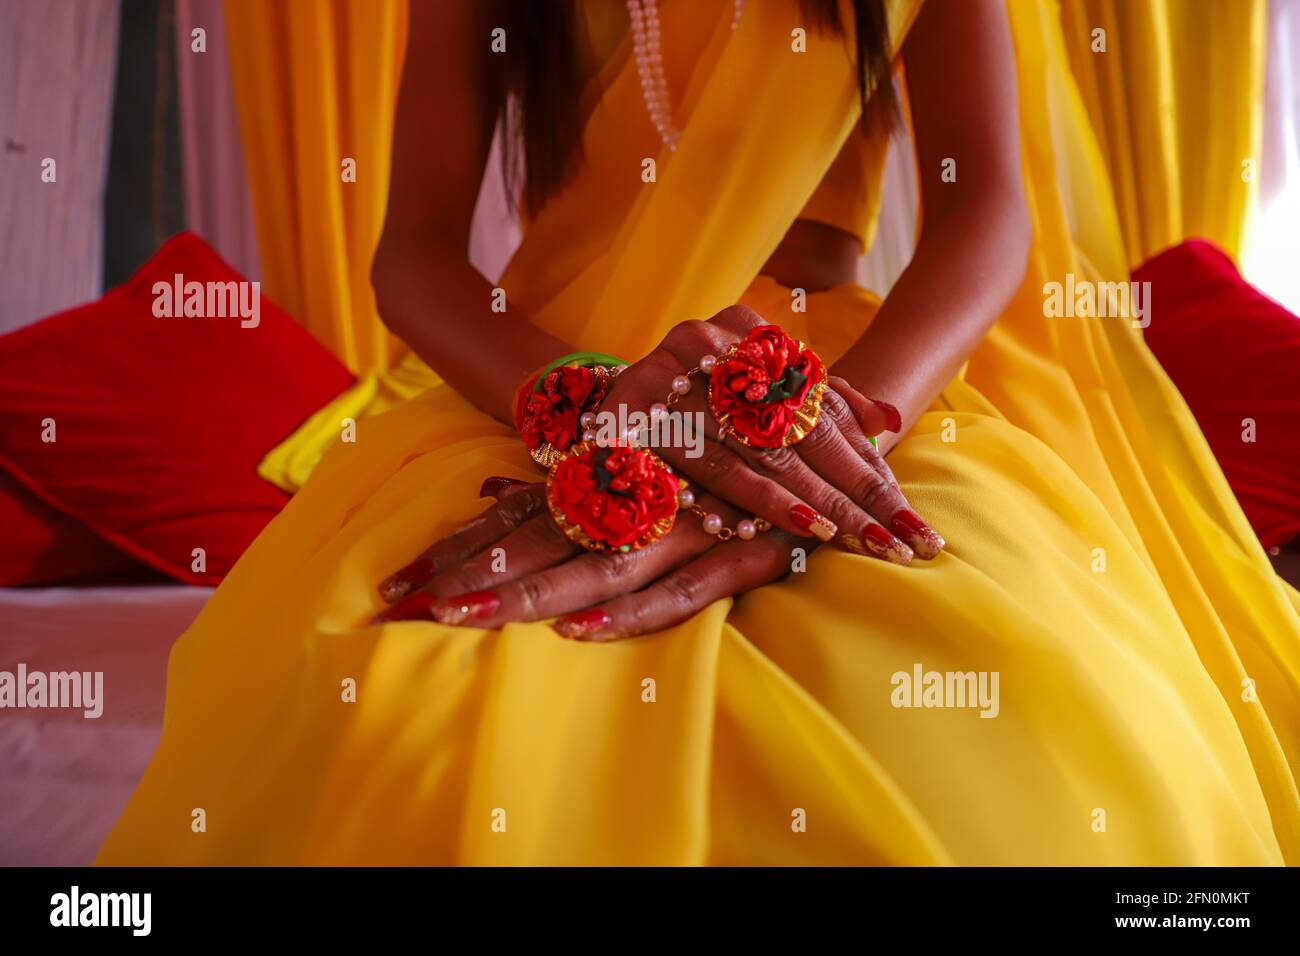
<box><xmin>890</xmin><ymin>509</ymin><xmax>945</xmax><ymax>559</ymax></box>
<box><xmin>373</xmin><ymin>592</ymin><xmax>435</xmax><ymax>624</ymax></box>
<box><xmin>790</xmin><ymin>503</ymin><xmax>836</xmax><ymax>541</ymax></box>
<box><xmin>790</xmin><ymin>503</ymin><xmax>817</xmax><ymax>531</ymax></box>
<box><xmin>378</xmin><ymin>558</ymin><xmax>434</xmax><ymax>602</ymax></box>
<box><xmin>552</xmin><ymin>608</ymin><xmax>612</xmax><ymax>640</ymax></box>
<box><xmin>430</xmin><ymin>590</ymin><xmax>501</xmax><ymax>625</ymax></box>
<box><xmin>862</xmin><ymin>522</ymin><xmax>913</xmax><ymax>565</ymax></box>
<box><xmin>479</xmin><ymin>476</ymin><xmax>528</xmax><ymax>498</ymax></box>
<box><xmin>871</xmin><ymin>399</ymin><xmax>902</xmax><ymax>433</ymax></box>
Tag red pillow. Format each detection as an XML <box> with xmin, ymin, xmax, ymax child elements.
<box><xmin>1137</xmin><ymin>239</ymin><xmax>1300</xmax><ymax>551</ymax></box>
<box><xmin>0</xmin><ymin>231</ymin><xmax>355</xmax><ymax>585</ymax></box>
<box><xmin>0</xmin><ymin>470</ymin><xmax>152</xmax><ymax>586</ymax></box>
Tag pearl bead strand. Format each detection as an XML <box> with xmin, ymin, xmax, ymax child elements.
<box><xmin>627</xmin><ymin>0</ymin><xmax>745</xmax><ymax>151</ymax></box>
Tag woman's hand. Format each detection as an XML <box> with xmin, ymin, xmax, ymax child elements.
<box><xmin>596</xmin><ymin>306</ymin><xmax>944</xmax><ymax>563</ymax></box>
<box><xmin>372</xmin><ymin>478</ymin><xmax>803</xmax><ymax>641</ymax></box>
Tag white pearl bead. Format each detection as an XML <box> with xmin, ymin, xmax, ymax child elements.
<box><xmin>580</xmin><ymin>411</ymin><xmax>596</xmax><ymax>428</ymax></box>
<box><xmin>699</xmin><ymin>353</ymin><xmax>717</xmax><ymax>373</ymax></box>
<box><xmin>583</xmin><ymin>430</ymin><xmax>597</xmax><ymax>443</ymax></box>
<box><xmin>703</xmin><ymin>513</ymin><xmax>723</xmax><ymax>535</ymax></box>
<box><xmin>671</xmin><ymin>375</ymin><xmax>691</xmax><ymax>395</ymax></box>
<box><xmin>650</xmin><ymin>402</ymin><xmax>668</xmax><ymax>419</ymax></box>
<box><xmin>677</xmin><ymin>488</ymin><xmax>695</xmax><ymax>508</ymax></box>
<box><xmin>737</xmin><ymin>519</ymin><xmax>756</xmax><ymax>540</ymax></box>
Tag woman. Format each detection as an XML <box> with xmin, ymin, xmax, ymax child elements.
<box><xmin>98</xmin><ymin>0</ymin><xmax>1300</xmax><ymax>865</ymax></box>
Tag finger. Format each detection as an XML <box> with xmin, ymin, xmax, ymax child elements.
<box><xmin>785</xmin><ymin>405</ymin><xmax>914</xmax><ymax>559</ymax></box>
<box><xmin>827</xmin><ymin>378</ymin><xmax>945</xmax><ymax>559</ymax></box>
<box><xmin>828</xmin><ymin>376</ymin><xmax>902</xmax><ymax>487</ymax></box>
<box><xmin>404</xmin><ymin>509</ymin><xmax>582</xmax><ymax>614</ymax></box>
<box><xmin>846</xmin><ymin>421</ymin><xmax>945</xmax><ymax>559</ymax></box>
<box><xmin>736</xmin><ymin>432</ymin><xmax>913</xmax><ymax>565</ymax></box>
<box><xmin>471</xmin><ymin>503</ymin><xmax>722</xmax><ymax>629</ymax></box>
<box><xmin>658</xmin><ymin>317</ymin><xmax>737</xmax><ymax>371</ymax></box>
<box><xmin>635</xmin><ymin>313</ymin><xmax>763</xmax><ymax>425</ymax></box>
<box><xmin>705</xmin><ymin>304</ymin><xmax>767</xmax><ymax>337</ymax></box>
<box><xmin>376</xmin><ymin>477</ymin><xmax>542</xmax><ymax>603</ymax></box>
<box><xmin>811</xmin><ymin>389</ymin><xmax>943</xmax><ymax>559</ymax></box>
<box><xmin>829</xmin><ymin>375</ymin><xmax>903</xmax><ymax>438</ymax></box>
<box><xmin>564</xmin><ymin>531</ymin><xmax>797</xmax><ymax>642</ymax></box>
<box><xmin>656</xmin><ymin>435</ymin><xmax>833</xmax><ymax>542</ymax></box>
<box><xmin>374</xmin><ymin>507</ymin><xmax>580</xmax><ymax>624</ymax></box>
<box><xmin>411</xmin><ymin>491</ymin><xmax>742</xmax><ymax>629</ymax></box>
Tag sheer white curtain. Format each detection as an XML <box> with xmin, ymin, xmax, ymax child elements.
<box><xmin>0</xmin><ymin>0</ymin><xmax>120</xmax><ymax>334</ymax></box>
<box><xmin>1243</xmin><ymin>0</ymin><xmax>1300</xmax><ymax>312</ymax></box>
<box><xmin>175</xmin><ymin>0</ymin><xmax>260</xmax><ymax>281</ymax></box>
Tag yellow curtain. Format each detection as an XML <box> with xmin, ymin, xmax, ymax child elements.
<box><xmin>224</xmin><ymin>0</ymin><xmax>409</xmax><ymax>373</ymax></box>
<box><xmin>1059</xmin><ymin>0</ymin><xmax>1266</xmax><ymax>267</ymax></box>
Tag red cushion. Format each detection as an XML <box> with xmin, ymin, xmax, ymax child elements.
<box><xmin>0</xmin><ymin>470</ymin><xmax>152</xmax><ymax>586</ymax></box>
<box><xmin>0</xmin><ymin>232</ymin><xmax>354</xmax><ymax>585</ymax></box>
<box><xmin>1137</xmin><ymin>239</ymin><xmax>1300</xmax><ymax>550</ymax></box>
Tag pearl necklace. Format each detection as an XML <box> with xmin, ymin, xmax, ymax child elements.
<box><xmin>626</xmin><ymin>0</ymin><xmax>744</xmax><ymax>151</ymax></box>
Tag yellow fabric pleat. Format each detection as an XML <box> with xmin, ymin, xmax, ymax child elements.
<box><xmin>223</xmin><ymin>0</ymin><xmax>409</xmax><ymax>373</ymax></box>
<box><xmin>99</xmin><ymin>0</ymin><xmax>1299</xmax><ymax>865</ymax></box>
<box><xmin>1058</xmin><ymin>0</ymin><xmax>1266</xmax><ymax>266</ymax></box>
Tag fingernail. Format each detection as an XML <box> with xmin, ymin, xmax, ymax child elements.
<box><xmin>841</xmin><ymin>533</ymin><xmax>871</xmax><ymax>557</ymax></box>
<box><xmin>871</xmin><ymin>399</ymin><xmax>902</xmax><ymax>433</ymax></box>
<box><xmin>372</xmin><ymin>592</ymin><xmax>435</xmax><ymax>624</ymax></box>
<box><xmin>552</xmin><ymin>608</ymin><xmax>613</xmax><ymax>641</ymax></box>
<box><xmin>790</xmin><ymin>503</ymin><xmax>837</xmax><ymax>542</ymax></box>
<box><xmin>861</xmin><ymin>523</ymin><xmax>914</xmax><ymax>565</ymax></box>
<box><xmin>430</xmin><ymin>590</ymin><xmax>501</xmax><ymax>625</ymax></box>
<box><xmin>479</xmin><ymin>476</ymin><xmax>528</xmax><ymax>498</ymax></box>
<box><xmin>890</xmin><ymin>508</ymin><xmax>945</xmax><ymax>559</ymax></box>
<box><xmin>378</xmin><ymin>558</ymin><xmax>434</xmax><ymax>603</ymax></box>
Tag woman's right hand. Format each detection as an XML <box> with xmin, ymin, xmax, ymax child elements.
<box><xmin>374</xmin><ymin>478</ymin><xmax>804</xmax><ymax>641</ymax></box>
<box><xmin>595</xmin><ymin>306</ymin><xmax>944</xmax><ymax>564</ymax></box>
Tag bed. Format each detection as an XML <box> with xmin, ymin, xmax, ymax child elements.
<box><xmin>0</xmin><ymin>585</ymin><xmax>209</xmax><ymax>866</ymax></box>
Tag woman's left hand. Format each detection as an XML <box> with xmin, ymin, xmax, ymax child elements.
<box><xmin>372</xmin><ymin>478</ymin><xmax>803</xmax><ymax>641</ymax></box>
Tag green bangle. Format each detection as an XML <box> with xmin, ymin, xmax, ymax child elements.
<box><xmin>532</xmin><ymin>351</ymin><xmax>627</xmax><ymax>392</ymax></box>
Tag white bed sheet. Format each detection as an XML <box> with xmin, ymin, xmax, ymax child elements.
<box><xmin>0</xmin><ymin>585</ymin><xmax>211</xmax><ymax>866</ymax></box>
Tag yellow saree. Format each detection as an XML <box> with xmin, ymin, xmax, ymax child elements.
<box><xmin>98</xmin><ymin>0</ymin><xmax>1299</xmax><ymax>865</ymax></box>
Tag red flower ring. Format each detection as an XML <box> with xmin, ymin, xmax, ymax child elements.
<box><xmin>546</xmin><ymin>441</ymin><xmax>681</xmax><ymax>551</ymax></box>
<box><xmin>707</xmin><ymin>324</ymin><xmax>828</xmax><ymax>449</ymax></box>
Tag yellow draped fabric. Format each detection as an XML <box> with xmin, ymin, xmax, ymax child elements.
<box><xmin>224</xmin><ymin>0</ymin><xmax>409</xmax><ymax>373</ymax></box>
<box><xmin>100</xmin><ymin>0</ymin><xmax>1299</xmax><ymax>865</ymax></box>
<box><xmin>1058</xmin><ymin>0</ymin><xmax>1266</xmax><ymax>267</ymax></box>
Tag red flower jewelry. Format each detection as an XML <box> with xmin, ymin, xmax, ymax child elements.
<box><xmin>708</xmin><ymin>325</ymin><xmax>826</xmax><ymax>448</ymax></box>
<box><xmin>662</xmin><ymin>324</ymin><xmax>827</xmax><ymax>449</ymax></box>
<box><xmin>546</xmin><ymin>441</ymin><xmax>682</xmax><ymax>551</ymax></box>
<box><xmin>545</xmin><ymin>439</ymin><xmax>774</xmax><ymax>551</ymax></box>
<box><xmin>514</xmin><ymin>353</ymin><xmax>626</xmax><ymax>467</ymax></box>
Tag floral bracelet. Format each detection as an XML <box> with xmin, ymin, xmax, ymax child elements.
<box><xmin>514</xmin><ymin>352</ymin><xmax>628</xmax><ymax>467</ymax></box>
